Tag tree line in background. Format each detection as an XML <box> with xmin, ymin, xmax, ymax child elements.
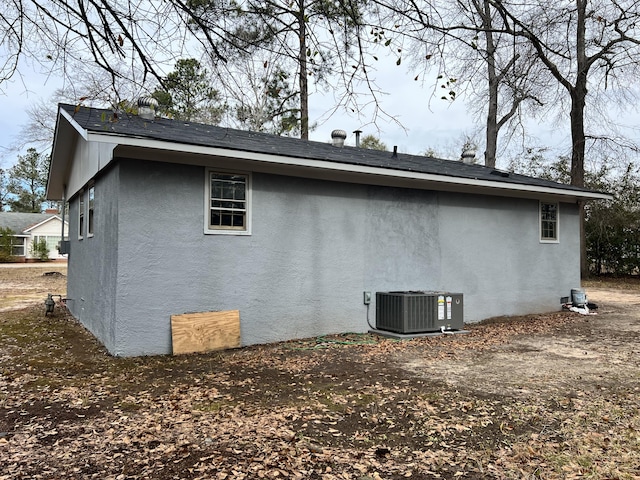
<box><xmin>585</xmin><ymin>165</ymin><xmax>640</xmax><ymax>276</ymax></box>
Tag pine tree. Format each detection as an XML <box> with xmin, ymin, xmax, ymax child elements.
<box><xmin>7</xmin><ymin>148</ymin><xmax>48</xmax><ymax>213</ymax></box>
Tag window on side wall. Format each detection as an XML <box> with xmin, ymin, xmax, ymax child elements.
<box><xmin>88</xmin><ymin>186</ymin><xmax>95</xmax><ymax>237</ymax></box>
<box><xmin>205</xmin><ymin>170</ymin><xmax>251</xmax><ymax>235</ymax></box>
<box><xmin>78</xmin><ymin>190</ymin><xmax>85</xmax><ymax>240</ymax></box>
<box><xmin>540</xmin><ymin>201</ymin><xmax>559</xmax><ymax>242</ymax></box>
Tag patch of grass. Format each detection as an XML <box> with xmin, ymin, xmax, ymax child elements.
<box><xmin>117</xmin><ymin>401</ymin><xmax>144</xmax><ymax>412</ymax></box>
<box><xmin>583</xmin><ymin>275</ymin><xmax>640</xmax><ymax>291</ymax></box>
<box><xmin>192</xmin><ymin>400</ymin><xmax>234</xmax><ymax>413</ymax></box>
<box><xmin>283</xmin><ymin>333</ymin><xmax>379</xmax><ymax>350</ymax></box>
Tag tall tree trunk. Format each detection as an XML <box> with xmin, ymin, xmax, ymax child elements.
<box><xmin>570</xmin><ymin>0</ymin><xmax>587</xmax><ymax>189</ymax></box>
<box><xmin>573</xmin><ymin>0</ymin><xmax>588</xmax><ymax>277</ymax></box>
<box><xmin>297</xmin><ymin>0</ymin><xmax>309</xmax><ymax>140</ymax></box>
<box><xmin>569</xmin><ymin>87</ymin><xmax>587</xmax><ymax>188</ymax></box>
<box><xmin>480</xmin><ymin>0</ymin><xmax>498</xmax><ymax>168</ymax></box>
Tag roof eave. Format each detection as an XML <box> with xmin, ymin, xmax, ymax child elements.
<box><xmin>23</xmin><ymin>215</ymin><xmax>65</xmax><ymax>233</ymax></box>
<box><xmin>81</xmin><ymin>129</ymin><xmax>613</xmax><ymax>203</ymax></box>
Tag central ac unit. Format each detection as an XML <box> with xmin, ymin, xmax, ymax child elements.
<box><xmin>375</xmin><ymin>291</ymin><xmax>464</xmax><ymax>334</ymax></box>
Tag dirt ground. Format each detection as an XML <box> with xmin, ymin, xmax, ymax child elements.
<box><xmin>0</xmin><ymin>267</ymin><xmax>639</xmax><ymax>479</ymax></box>
<box><xmin>402</xmin><ymin>286</ymin><xmax>640</xmax><ymax>400</ymax></box>
<box><xmin>0</xmin><ymin>263</ymin><xmax>67</xmax><ymax>312</ymax></box>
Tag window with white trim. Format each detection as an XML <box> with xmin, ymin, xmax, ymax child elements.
<box><xmin>11</xmin><ymin>238</ymin><xmax>25</xmax><ymax>257</ymax></box>
<box><xmin>205</xmin><ymin>170</ymin><xmax>251</xmax><ymax>234</ymax></box>
<box><xmin>88</xmin><ymin>186</ymin><xmax>95</xmax><ymax>237</ymax></box>
<box><xmin>78</xmin><ymin>190</ymin><xmax>85</xmax><ymax>240</ymax></box>
<box><xmin>540</xmin><ymin>202</ymin><xmax>559</xmax><ymax>242</ymax></box>
<box><xmin>33</xmin><ymin>235</ymin><xmax>62</xmax><ymax>255</ymax></box>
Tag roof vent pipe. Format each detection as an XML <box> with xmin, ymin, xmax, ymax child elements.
<box><xmin>392</xmin><ymin>146</ymin><xmax>398</xmax><ymax>158</ymax></box>
<box><xmin>353</xmin><ymin>130</ymin><xmax>362</xmax><ymax>147</ymax></box>
<box><xmin>138</xmin><ymin>96</ymin><xmax>158</xmax><ymax>120</ymax></box>
<box><xmin>461</xmin><ymin>142</ymin><xmax>477</xmax><ymax>164</ymax></box>
<box><xmin>331</xmin><ymin>129</ymin><xmax>347</xmax><ymax>147</ymax></box>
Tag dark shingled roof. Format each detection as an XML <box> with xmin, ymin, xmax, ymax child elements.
<box><xmin>59</xmin><ymin>103</ymin><xmax>597</xmax><ymax>195</ymax></box>
<box><xmin>0</xmin><ymin>212</ymin><xmax>58</xmax><ymax>235</ymax></box>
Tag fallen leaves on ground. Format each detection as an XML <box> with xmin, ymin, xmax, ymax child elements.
<box><xmin>1</xmin><ymin>302</ymin><xmax>639</xmax><ymax>479</ymax></box>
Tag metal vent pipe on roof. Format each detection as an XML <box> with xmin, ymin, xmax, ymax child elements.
<box><xmin>353</xmin><ymin>130</ymin><xmax>362</xmax><ymax>147</ymax></box>
<box><xmin>331</xmin><ymin>129</ymin><xmax>347</xmax><ymax>147</ymax></box>
<box><xmin>461</xmin><ymin>142</ymin><xmax>477</xmax><ymax>164</ymax></box>
<box><xmin>138</xmin><ymin>96</ymin><xmax>158</xmax><ymax>120</ymax></box>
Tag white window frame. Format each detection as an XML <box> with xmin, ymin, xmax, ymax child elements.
<box><xmin>32</xmin><ymin>235</ymin><xmax>62</xmax><ymax>257</ymax></box>
<box><xmin>539</xmin><ymin>201</ymin><xmax>559</xmax><ymax>243</ymax></box>
<box><xmin>78</xmin><ymin>189</ymin><xmax>85</xmax><ymax>240</ymax></box>
<box><xmin>87</xmin><ymin>185</ymin><xmax>95</xmax><ymax>238</ymax></box>
<box><xmin>11</xmin><ymin>237</ymin><xmax>26</xmax><ymax>257</ymax></box>
<box><xmin>204</xmin><ymin>169</ymin><xmax>252</xmax><ymax>235</ymax></box>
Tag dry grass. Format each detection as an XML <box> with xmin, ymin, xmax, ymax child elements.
<box><xmin>583</xmin><ymin>275</ymin><xmax>640</xmax><ymax>291</ymax></box>
<box><xmin>0</xmin><ymin>264</ymin><xmax>67</xmax><ymax>312</ymax></box>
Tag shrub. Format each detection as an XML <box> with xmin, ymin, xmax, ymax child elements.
<box><xmin>0</xmin><ymin>227</ymin><xmax>15</xmax><ymax>262</ymax></box>
<box><xmin>30</xmin><ymin>237</ymin><xmax>50</xmax><ymax>262</ymax></box>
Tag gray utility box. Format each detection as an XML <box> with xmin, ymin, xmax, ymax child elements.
<box><xmin>375</xmin><ymin>291</ymin><xmax>464</xmax><ymax>333</ymax></box>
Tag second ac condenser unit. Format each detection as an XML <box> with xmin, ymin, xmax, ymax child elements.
<box><xmin>375</xmin><ymin>291</ymin><xmax>464</xmax><ymax>334</ymax></box>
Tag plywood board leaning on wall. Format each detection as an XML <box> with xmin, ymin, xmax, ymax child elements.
<box><xmin>171</xmin><ymin>310</ymin><xmax>240</xmax><ymax>355</ymax></box>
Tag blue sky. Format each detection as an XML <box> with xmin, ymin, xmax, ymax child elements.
<box><xmin>0</xmin><ymin>66</ymin><xmax>62</xmax><ymax>166</ymax></box>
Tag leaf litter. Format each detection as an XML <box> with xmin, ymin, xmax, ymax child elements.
<box><xmin>0</xmin><ymin>274</ymin><xmax>639</xmax><ymax>479</ymax></box>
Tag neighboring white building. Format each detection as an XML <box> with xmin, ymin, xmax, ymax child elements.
<box><xmin>0</xmin><ymin>211</ymin><xmax>68</xmax><ymax>262</ymax></box>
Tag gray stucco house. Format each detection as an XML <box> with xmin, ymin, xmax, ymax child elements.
<box><xmin>46</xmin><ymin>103</ymin><xmax>609</xmax><ymax>356</ymax></box>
